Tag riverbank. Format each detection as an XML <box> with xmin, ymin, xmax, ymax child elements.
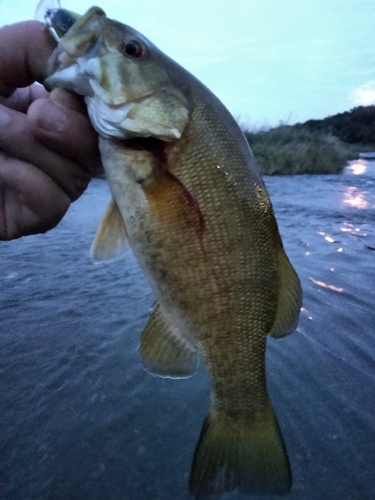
<box><xmin>243</xmin><ymin>105</ymin><xmax>375</xmax><ymax>175</ymax></box>
<box><xmin>244</xmin><ymin>126</ymin><xmax>357</xmax><ymax>175</ymax></box>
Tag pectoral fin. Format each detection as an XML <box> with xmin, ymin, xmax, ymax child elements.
<box><xmin>90</xmin><ymin>199</ymin><xmax>127</xmax><ymax>261</ymax></box>
<box><xmin>269</xmin><ymin>248</ymin><xmax>302</xmax><ymax>338</ymax></box>
<box><xmin>140</xmin><ymin>303</ymin><xmax>198</xmax><ymax>378</ymax></box>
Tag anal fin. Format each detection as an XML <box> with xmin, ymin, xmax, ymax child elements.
<box><xmin>90</xmin><ymin>199</ymin><xmax>127</xmax><ymax>261</ymax></box>
<box><xmin>140</xmin><ymin>303</ymin><xmax>198</xmax><ymax>378</ymax></box>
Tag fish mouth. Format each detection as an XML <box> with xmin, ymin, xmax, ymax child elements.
<box><xmin>117</xmin><ymin>136</ymin><xmax>168</xmax><ymax>151</ymax></box>
<box><xmin>44</xmin><ymin>7</ymin><xmax>134</xmax><ymax>138</ymax></box>
<box><xmin>44</xmin><ymin>8</ymin><xmax>106</xmax><ymax>97</ymax></box>
<box><xmin>44</xmin><ymin>54</ymin><xmax>99</xmax><ymax>98</ymax></box>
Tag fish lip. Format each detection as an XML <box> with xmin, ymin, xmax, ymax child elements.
<box><xmin>44</xmin><ymin>40</ymin><xmax>102</xmax><ymax>95</ymax></box>
<box><xmin>44</xmin><ymin>53</ymin><xmax>75</xmax><ymax>89</ymax></box>
<box><xmin>44</xmin><ymin>6</ymin><xmax>106</xmax><ymax>84</ymax></box>
<box><xmin>44</xmin><ymin>59</ymin><xmax>96</xmax><ymax>96</ymax></box>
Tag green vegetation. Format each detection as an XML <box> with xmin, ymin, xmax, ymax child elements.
<box><xmin>245</xmin><ymin>126</ymin><xmax>356</xmax><ymax>175</ymax></box>
<box><xmin>299</xmin><ymin>105</ymin><xmax>375</xmax><ymax>145</ymax></box>
<box><xmin>243</xmin><ymin>106</ymin><xmax>374</xmax><ymax>175</ymax></box>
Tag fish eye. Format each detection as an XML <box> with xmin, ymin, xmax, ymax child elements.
<box><xmin>121</xmin><ymin>39</ymin><xmax>144</xmax><ymax>58</ymax></box>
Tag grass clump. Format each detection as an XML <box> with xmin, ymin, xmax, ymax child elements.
<box><xmin>244</xmin><ymin>126</ymin><xmax>356</xmax><ymax>175</ymax></box>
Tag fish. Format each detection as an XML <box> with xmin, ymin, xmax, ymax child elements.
<box><xmin>43</xmin><ymin>6</ymin><xmax>302</xmax><ymax>498</ymax></box>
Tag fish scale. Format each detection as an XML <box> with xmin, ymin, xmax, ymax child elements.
<box><xmin>44</xmin><ymin>6</ymin><xmax>302</xmax><ymax>498</ymax></box>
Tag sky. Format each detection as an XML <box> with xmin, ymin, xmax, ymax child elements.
<box><xmin>1</xmin><ymin>0</ymin><xmax>374</xmax><ymax>128</ymax></box>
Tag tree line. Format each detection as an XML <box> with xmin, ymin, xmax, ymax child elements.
<box><xmin>296</xmin><ymin>105</ymin><xmax>375</xmax><ymax>146</ymax></box>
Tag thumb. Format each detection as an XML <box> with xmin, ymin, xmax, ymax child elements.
<box><xmin>0</xmin><ymin>21</ymin><xmax>56</xmax><ymax>95</ymax></box>
<box><xmin>28</xmin><ymin>89</ymin><xmax>102</xmax><ymax>175</ymax></box>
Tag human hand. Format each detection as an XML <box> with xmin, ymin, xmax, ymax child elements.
<box><xmin>0</xmin><ymin>20</ymin><xmax>102</xmax><ymax>240</ymax></box>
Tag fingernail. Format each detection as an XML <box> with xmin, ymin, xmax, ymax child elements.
<box><xmin>38</xmin><ymin>101</ymin><xmax>68</xmax><ymax>133</ymax></box>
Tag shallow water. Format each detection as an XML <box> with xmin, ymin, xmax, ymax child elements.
<box><xmin>1</xmin><ymin>160</ymin><xmax>374</xmax><ymax>500</ymax></box>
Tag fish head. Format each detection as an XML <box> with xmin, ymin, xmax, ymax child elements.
<box><xmin>44</xmin><ymin>7</ymin><xmax>189</xmax><ymax>141</ymax></box>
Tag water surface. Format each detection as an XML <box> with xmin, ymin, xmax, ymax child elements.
<box><xmin>1</xmin><ymin>160</ymin><xmax>374</xmax><ymax>500</ymax></box>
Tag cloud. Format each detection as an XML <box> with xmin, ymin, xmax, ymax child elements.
<box><xmin>352</xmin><ymin>81</ymin><xmax>375</xmax><ymax>106</ymax></box>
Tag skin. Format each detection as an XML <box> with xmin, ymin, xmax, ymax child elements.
<box><xmin>0</xmin><ymin>20</ymin><xmax>102</xmax><ymax>241</ymax></box>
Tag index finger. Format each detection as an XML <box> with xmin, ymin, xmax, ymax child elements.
<box><xmin>0</xmin><ymin>21</ymin><xmax>57</xmax><ymax>96</ymax></box>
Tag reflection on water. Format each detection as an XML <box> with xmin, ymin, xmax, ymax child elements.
<box><xmin>308</xmin><ymin>277</ymin><xmax>343</xmax><ymax>293</ymax></box>
<box><xmin>342</xmin><ymin>186</ymin><xmax>368</xmax><ymax>209</ymax></box>
<box><xmin>317</xmin><ymin>231</ymin><xmax>335</xmax><ymax>243</ymax></box>
<box><xmin>340</xmin><ymin>222</ymin><xmax>370</xmax><ymax>239</ymax></box>
<box><xmin>341</xmin><ymin>224</ymin><xmax>359</xmax><ymax>233</ymax></box>
<box><xmin>347</xmin><ymin>160</ymin><xmax>367</xmax><ymax>175</ymax></box>
<box><xmin>342</xmin><ymin>159</ymin><xmax>375</xmax><ymax>211</ymax></box>
<box><xmin>0</xmin><ymin>160</ymin><xmax>375</xmax><ymax>500</ymax></box>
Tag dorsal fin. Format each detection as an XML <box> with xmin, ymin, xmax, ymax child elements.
<box><xmin>269</xmin><ymin>247</ymin><xmax>302</xmax><ymax>338</ymax></box>
<box><xmin>90</xmin><ymin>199</ymin><xmax>127</xmax><ymax>261</ymax></box>
<box><xmin>140</xmin><ymin>303</ymin><xmax>198</xmax><ymax>378</ymax></box>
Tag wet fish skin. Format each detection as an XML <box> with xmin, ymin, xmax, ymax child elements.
<box><xmin>44</xmin><ymin>7</ymin><xmax>302</xmax><ymax>498</ymax></box>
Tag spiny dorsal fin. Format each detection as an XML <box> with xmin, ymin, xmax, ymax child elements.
<box><xmin>270</xmin><ymin>247</ymin><xmax>302</xmax><ymax>338</ymax></box>
<box><xmin>90</xmin><ymin>199</ymin><xmax>127</xmax><ymax>261</ymax></box>
<box><xmin>140</xmin><ymin>303</ymin><xmax>198</xmax><ymax>379</ymax></box>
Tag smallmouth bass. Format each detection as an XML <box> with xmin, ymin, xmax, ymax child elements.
<box><xmin>44</xmin><ymin>7</ymin><xmax>302</xmax><ymax>498</ymax></box>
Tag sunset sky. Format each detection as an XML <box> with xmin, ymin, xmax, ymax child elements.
<box><xmin>1</xmin><ymin>0</ymin><xmax>374</xmax><ymax>127</ymax></box>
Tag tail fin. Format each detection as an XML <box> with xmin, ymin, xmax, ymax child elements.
<box><xmin>189</xmin><ymin>405</ymin><xmax>291</xmax><ymax>498</ymax></box>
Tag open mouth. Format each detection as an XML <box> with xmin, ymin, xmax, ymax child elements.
<box><xmin>120</xmin><ymin>137</ymin><xmax>168</xmax><ymax>151</ymax></box>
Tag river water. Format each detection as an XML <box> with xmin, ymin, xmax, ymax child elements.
<box><xmin>1</xmin><ymin>160</ymin><xmax>374</xmax><ymax>500</ymax></box>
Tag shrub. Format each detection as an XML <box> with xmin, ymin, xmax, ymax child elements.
<box><xmin>244</xmin><ymin>126</ymin><xmax>356</xmax><ymax>175</ymax></box>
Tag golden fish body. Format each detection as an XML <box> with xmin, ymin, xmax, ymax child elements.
<box><xmin>45</xmin><ymin>7</ymin><xmax>302</xmax><ymax>497</ymax></box>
